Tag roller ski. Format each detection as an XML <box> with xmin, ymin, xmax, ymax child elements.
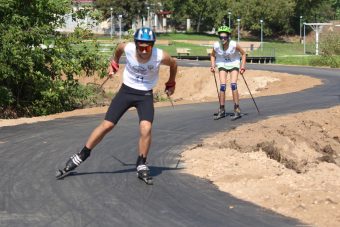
<box><xmin>56</xmin><ymin>147</ymin><xmax>91</xmax><ymax>180</ymax></box>
<box><xmin>213</xmin><ymin>112</ymin><xmax>233</xmax><ymax>117</ymax></box>
<box><xmin>213</xmin><ymin>108</ymin><xmax>226</xmax><ymax>120</ymax></box>
<box><xmin>55</xmin><ymin>168</ymin><xmax>73</xmax><ymax>180</ymax></box>
<box><xmin>230</xmin><ymin>104</ymin><xmax>242</xmax><ymax>121</ymax></box>
<box><xmin>137</xmin><ymin>164</ymin><xmax>153</xmax><ymax>185</ymax></box>
<box><xmin>136</xmin><ymin>155</ymin><xmax>153</xmax><ymax>185</ymax></box>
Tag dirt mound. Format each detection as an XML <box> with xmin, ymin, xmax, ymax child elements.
<box><xmin>0</xmin><ymin>66</ymin><xmax>321</xmax><ymax>127</ymax></box>
<box><xmin>182</xmin><ymin>106</ymin><xmax>340</xmax><ymax>227</ymax></box>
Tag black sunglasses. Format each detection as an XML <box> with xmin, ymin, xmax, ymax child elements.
<box><xmin>219</xmin><ymin>36</ymin><xmax>229</xmax><ymax>40</ymax></box>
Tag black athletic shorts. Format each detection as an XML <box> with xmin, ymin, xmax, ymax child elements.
<box><xmin>218</xmin><ymin>67</ymin><xmax>239</xmax><ymax>73</ymax></box>
<box><xmin>105</xmin><ymin>84</ymin><xmax>154</xmax><ymax>124</ymax></box>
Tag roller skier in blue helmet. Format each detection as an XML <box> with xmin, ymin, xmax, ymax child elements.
<box><xmin>210</xmin><ymin>26</ymin><xmax>246</xmax><ymax>120</ymax></box>
<box><xmin>56</xmin><ymin>27</ymin><xmax>177</xmax><ymax>184</ymax></box>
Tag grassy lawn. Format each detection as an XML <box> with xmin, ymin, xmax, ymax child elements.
<box><xmin>276</xmin><ymin>56</ymin><xmax>318</xmax><ymax>65</ymax></box>
<box><xmin>157</xmin><ymin>32</ymin><xmax>216</xmax><ymax>40</ymax></box>
<box><xmin>88</xmin><ymin>33</ymin><xmax>339</xmax><ymax>68</ymax></box>
<box><xmin>155</xmin><ymin>41</ymin><xmax>208</xmax><ymax>56</ymax></box>
<box><xmin>157</xmin><ymin>33</ymin><xmax>316</xmax><ymax>57</ymax></box>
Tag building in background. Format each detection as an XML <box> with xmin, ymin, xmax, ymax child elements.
<box><xmin>59</xmin><ymin>1</ymin><xmax>174</xmax><ymax>35</ymax></box>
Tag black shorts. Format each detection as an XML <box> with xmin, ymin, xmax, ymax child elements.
<box><xmin>218</xmin><ymin>67</ymin><xmax>239</xmax><ymax>73</ymax></box>
<box><xmin>105</xmin><ymin>84</ymin><xmax>154</xmax><ymax>124</ymax></box>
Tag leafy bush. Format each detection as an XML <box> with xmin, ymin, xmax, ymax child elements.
<box><xmin>0</xmin><ymin>86</ymin><xmax>14</xmax><ymax>106</ymax></box>
<box><xmin>310</xmin><ymin>31</ymin><xmax>340</xmax><ymax>68</ymax></box>
<box><xmin>309</xmin><ymin>56</ymin><xmax>340</xmax><ymax>68</ymax></box>
<box><xmin>321</xmin><ymin>31</ymin><xmax>340</xmax><ymax>56</ymax></box>
<box><xmin>31</xmin><ymin>80</ymin><xmax>95</xmax><ymax>116</ymax></box>
<box><xmin>0</xmin><ymin>0</ymin><xmax>108</xmax><ymax>118</ymax></box>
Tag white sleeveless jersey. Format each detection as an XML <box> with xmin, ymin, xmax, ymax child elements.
<box><xmin>213</xmin><ymin>40</ymin><xmax>241</xmax><ymax>69</ymax></box>
<box><xmin>123</xmin><ymin>42</ymin><xmax>163</xmax><ymax>91</ymax></box>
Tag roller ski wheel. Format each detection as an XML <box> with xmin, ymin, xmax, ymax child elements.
<box><xmin>213</xmin><ymin>109</ymin><xmax>226</xmax><ymax>120</ymax></box>
<box><xmin>55</xmin><ymin>169</ymin><xmax>73</xmax><ymax>180</ymax></box>
<box><xmin>230</xmin><ymin>111</ymin><xmax>247</xmax><ymax>121</ymax></box>
<box><xmin>230</xmin><ymin>113</ymin><xmax>242</xmax><ymax>121</ymax></box>
<box><xmin>230</xmin><ymin>105</ymin><xmax>242</xmax><ymax>121</ymax></box>
<box><xmin>213</xmin><ymin>112</ymin><xmax>233</xmax><ymax>116</ymax></box>
<box><xmin>138</xmin><ymin>173</ymin><xmax>153</xmax><ymax>185</ymax></box>
<box><xmin>137</xmin><ymin>164</ymin><xmax>153</xmax><ymax>185</ymax></box>
<box><xmin>55</xmin><ymin>153</ymin><xmax>84</xmax><ymax>180</ymax></box>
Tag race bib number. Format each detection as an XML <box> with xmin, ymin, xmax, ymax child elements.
<box><xmin>224</xmin><ymin>55</ymin><xmax>231</xmax><ymax>62</ymax></box>
<box><xmin>135</xmin><ymin>76</ymin><xmax>144</xmax><ymax>83</ymax></box>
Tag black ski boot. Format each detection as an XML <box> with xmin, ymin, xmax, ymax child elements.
<box><xmin>230</xmin><ymin>104</ymin><xmax>242</xmax><ymax>121</ymax></box>
<box><xmin>136</xmin><ymin>155</ymin><xmax>153</xmax><ymax>185</ymax></box>
<box><xmin>214</xmin><ymin>108</ymin><xmax>226</xmax><ymax>120</ymax></box>
<box><xmin>56</xmin><ymin>147</ymin><xmax>91</xmax><ymax>180</ymax></box>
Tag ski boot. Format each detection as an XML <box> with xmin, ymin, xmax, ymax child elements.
<box><xmin>56</xmin><ymin>147</ymin><xmax>91</xmax><ymax>180</ymax></box>
<box><xmin>136</xmin><ymin>155</ymin><xmax>153</xmax><ymax>185</ymax></box>
<box><xmin>230</xmin><ymin>104</ymin><xmax>242</xmax><ymax>121</ymax></box>
<box><xmin>214</xmin><ymin>108</ymin><xmax>226</xmax><ymax>120</ymax></box>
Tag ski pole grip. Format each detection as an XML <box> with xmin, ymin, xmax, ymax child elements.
<box><xmin>165</xmin><ymin>81</ymin><xmax>176</xmax><ymax>90</ymax></box>
<box><xmin>110</xmin><ymin>60</ymin><xmax>119</xmax><ymax>73</ymax></box>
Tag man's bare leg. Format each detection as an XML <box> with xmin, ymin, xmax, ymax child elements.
<box><xmin>138</xmin><ymin>120</ymin><xmax>152</xmax><ymax>158</ymax></box>
<box><xmin>85</xmin><ymin>120</ymin><xmax>115</xmax><ymax>149</ymax></box>
<box><xmin>56</xmin><ymin>120</ymin><xmax>115</xmax><ymax>178</ymax></box>
<box><xmin>136</xmin><ymin>120</ymin><xmax>153</xmax><ymax>184</ymax></box>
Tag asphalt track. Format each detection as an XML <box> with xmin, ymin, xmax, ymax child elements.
<box><xmin>0</xmin><ymin>63</ymin><xmax>339</xmax><ymax>227</ymax></box>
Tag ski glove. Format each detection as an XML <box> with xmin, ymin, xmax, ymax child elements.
<box><xmin>240</xmin><ymin>67</ymin><xmax>246</xmax><ymax>74</ymax></box>
<box><xmin>110</xmin><ymin>60</ymin><xmax>119</xmax><ymax>73</ymax></box>
<box><xmin>165</xmin><ymin>81</ymin><xmax>176</xmax><ymax>89</ymax></box>
<box><xmin>165</xmin><ymin>81</ymin><xmax>176</xmax><ymax>95</ymax></box>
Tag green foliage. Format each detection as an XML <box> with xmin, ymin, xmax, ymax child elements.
<box><xmin>321</xmin><ymin>31</ymin><xmax>340</xmax><ymax>56</ymax></box>
<box><xmin>91</xmin><ymin>0</ymin><xmax>340</xmax><ymax>35</ymax></box>
<box><xmin>153</xmin><ymin>91</ymin><xmax>169</xmax><ymax>102</ymax></box>
<box><xmin>309</xmin><ymin>56</ymin><xmax>340</xmax><ymax>68</ymax></box>
<box><xmin>226</xmin><ymin>0</ymin><xmax>296</xmax><ymax>36</ymax></box>
<box><xmin>310</xmin><ymin>31</ymin><xmax>340</xmax><ymax>68</ymax></box>
<box><xmin>31</xmin><ymin>80</ymin><xmax>93</xmax><ymax>116</ymax></box>
<box><xmin>123</xmin><ymin>29</ymin><xmax>135</xmax><ymax>41</ymax></box>
<box><xmin>0</xmin><ymin>0</ymin><xmax>108</xmax><ymax>118</ymax></box>
<box><xmin>94</xmin><ymin>0</ymin><xmax>148</xmax><ymax>30</ymax></box>
<box><xmin>295</xmin><ymin>0</ymin><xmax>338</xmax><ymax>23</ymax></box>
<box><xmin>0</xmin><ymin>86</ymin><xmax>14</xmax><ymax>106</ymax></box>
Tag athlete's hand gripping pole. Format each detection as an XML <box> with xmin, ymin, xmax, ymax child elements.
<box><xmin>240</xmin><ymin>72</ymin><xmax>260</xmax><ymax>114</ymax></box>
<box><xmin>101</xmin><ymin>60</ymin><xmax>120</xmax><ymax>89</ymax></box>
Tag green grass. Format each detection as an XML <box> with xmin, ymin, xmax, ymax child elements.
<box><xmin>276</xmin><ymin>56</ymin><xmax>317</xmax><ymax>66</ymax></box>
<box><xmin>157</xmin><ymin>32</ymin><xmax>216</xmax><ymax>40</ymax></box>
<box><xmin>155</xmin><ymin>33</ymin><xmax>315</xmax><ymax>57</ymax></box>
<box><xmin>70</xmin><ymin>33</ymin><xmax>339</xmax><ymax>68</ymax></box>
<box><xmin>276</xmin><ymin>55</ymin><xmax>340</xmax><ymax>68</ymax></box>
<box><xmin>155</xmin><ymin>41</ymin><xmax>208</xmax><ymax>56</ymax></box>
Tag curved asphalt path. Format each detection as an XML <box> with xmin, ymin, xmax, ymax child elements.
<box><xmin>0</xmin><ymin>63</ymin><xmax>339</xmax><ymax>227</ymax></box>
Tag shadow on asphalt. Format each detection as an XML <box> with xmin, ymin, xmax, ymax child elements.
<box><xmin>58</xmin><ymin>165</ymin><xmax>183</xmax><ymax>179</ymax></box>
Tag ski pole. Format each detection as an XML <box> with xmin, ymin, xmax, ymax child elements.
<box><xmin>99</xmin><ymin>77</ymin><xmax>110</xmax><ymax>89</ymax></box>
<box><xmin>166</xmin><ymin>91</ymin><xmax>174</xmax><ymax>109</ymax></box>
<box><xmin>212</xmin><ymin>71</ymin><xmax>221</xmax><ymax>115</ymax></box>
<box><xmin>212</xmin><ymin>71</ymin><xmax>220</xmax><ymax>101</ymax></box>
<box><xmin>240</xmin><ymin>72</ymin><xmax>260</xmax><ymax>114</ymax></box>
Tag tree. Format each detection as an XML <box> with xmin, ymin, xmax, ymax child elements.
<box><xmin>227</xmin><ymin>0</ymin><xmax>296</xmax><ymax>36</ymax></box>
<box><xmin>0</xmin><ymin>0</ymin><xmax>107</xmax><ymax>117</ymax></box>
<box><xmin>94</xmin><ymin>0</ymin><xmax>148</xmax><ymax>30</ymax></box>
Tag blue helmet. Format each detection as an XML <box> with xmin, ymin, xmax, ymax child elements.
<box><xmin>134</xmin><ymin>27</ymin><xmax>156</xmax><ymax>42</ymax></box>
